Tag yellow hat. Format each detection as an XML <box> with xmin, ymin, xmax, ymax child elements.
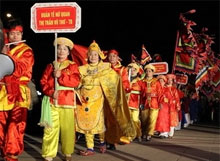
<box><xmin>54</xmin><ymin>37</ymin><xmax>74</xmax><ymax>50</ymax></box>
<box><xmin>128</xmin><ymin>63</ymin><xmax>140</xmax><ymax>71</ymax></box>
<box><xmin>144</xmin><ymin>63</ymin><xmax>156</xmax><ymax>72</ymax></box>
<box><xmin>88</xmin><ymin>40</ymin><xmax>106</xmax><ymax>60</ymax></box>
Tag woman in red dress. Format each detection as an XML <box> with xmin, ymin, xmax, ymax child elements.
<box><xmin>155</xmin><ymin>75</ymin><xmax>171</xmax><ymax>138</ymax></box>
<box><xmin>166</xmin><ymin>74</ymin><xmax>180</xmax><ymax>138</ymax></box>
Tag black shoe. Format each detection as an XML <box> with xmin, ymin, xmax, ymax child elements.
<box><xmin>159</xmin><ymin>136</ymin><xmax>166</xmax><ymax>139</ymax></box>
<box><xmin>107</xmin><ymin>144</ymin><xmax>116</xmax><ymax>150</ymax></box>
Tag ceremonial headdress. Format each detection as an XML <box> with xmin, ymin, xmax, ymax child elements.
<box><xmin>108</xmin><ymin>49</ymin><xmax>122</xmax><ymax>61</ymax></box>
<box><xmin>144</xmin><ymin>63</ymin><xmax>156</xmax><ymax>72</ymax></box>
<box><xmin>6</xmin><ymin>19</ymin><xmax>23</xmax><ymax>33</ymax></box>
<box><xmin>128</xmin><ymin>63</ymin><xmax>140</xmax><ymax>71</ymax></box>
<box><xmin>88</xmin><ymin>40</ymin><xmax>106</xmax><ymax>60</ymax></box>
<box><xmin>9</xmin><ymin>25</ymin><xmax>23</xmax><ymax>32</ymax></box>
<box><xmin>108</xmin><ymin>49</ymin><xmax>119</xmax><ymax>56</ymax></box>
<box><xmin>54</xmin><ymin>37</ymin><xmax>74</xmax><ymax>50</ymax></box>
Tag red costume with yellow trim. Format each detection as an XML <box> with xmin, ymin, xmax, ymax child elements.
<box><xmin>165</xmin><ymin>74</ymin><xmax>181</xmax><ymax>137</ymax></box>
<box><xmin>155</xmin><ymin>86</ymin><xmax>171</xmax><ymax>133</ymax></box>
<box><xmin>127</xmin><ymin>77</ymin><xmax>145</xmax><ymax>110</ymax></box>
<box><xmin>141</xmin><ymin>77</ymin><xmax>162</xmax><ymax>137</ymax></box>
<box><xmin>143</xmin><ymin>78</ymin><xmax>161</xmax><ymax>110</ymax></box>
<box><xmin>40</xmin><ymin>60</ymin><xmax>80</xmax><ymax>107</ymax></box>
<box><xmin>111</xmin><ymin>62</ymin><xmax>130</xmax><ymax>90</ymax></box>
<box><xmin>126</xmin><ymin>76</ymin><xmax>145</xmax><ymax>139</ymax></box>
<box><xmin>0</xmin><ymin>42</ymin><xmax>34</xmax><ymax>157</ymax></box>
<box><xmin>168</xmin><ymin>86</ymin><xmax>181</xmax><ymax>127</ymax></box>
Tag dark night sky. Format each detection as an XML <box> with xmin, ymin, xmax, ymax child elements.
<box><xmin>1</xmin><ymin>0</ymin><xmax>219</xmax><ymax>89</ymax></box>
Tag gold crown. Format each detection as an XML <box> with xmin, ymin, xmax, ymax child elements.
<box><xmin>88</xmin><ymin>40</ymin><xmax>106</xmax><ymax>60</ymax></box>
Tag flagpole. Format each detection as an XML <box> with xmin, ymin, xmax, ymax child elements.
<box><xmin>54</xmin><ymin>32</ymin><xmax>58</xmax><ymax>105</ymax></box>
<box><xmin>172</xmin><ymin>12</ymin><xmax>182</xmax><ymax>74</ymax></box>
<box><xmin>172</xmin><ymin>30</ymin><xmax>179</xmax><ymax>74</ymax></box>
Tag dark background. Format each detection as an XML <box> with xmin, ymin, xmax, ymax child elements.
<box><xmin>1</xmin><ymin>0</ymin><xmax>219</xmax><ymax>90</ymax></box>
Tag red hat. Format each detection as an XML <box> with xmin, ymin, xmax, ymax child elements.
<box><xmin>108</xmin><ymin>49</ymin><xmax>122</xmax><ymax>61</ymax></box>
<box><xmin>166</xmin><ymin>74</ymin><xmax>176</xmax><ymax>80</ymax></box>
<box><xmin>9</xmin><ymin>25</ymin><xmax>23</xmax><ymax>32</ymax></box>
<box><xmin>108</xmin><ymin>49</ymin><xmax>119</xmax><ymax>56</ymax></box>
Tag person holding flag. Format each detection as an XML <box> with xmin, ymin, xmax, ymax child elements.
<box><xmin>126</xmin><ymin>63</ymin><xmax>145</xmax><ymax>142</ymax></box>
<box><xmin>39</xmin><ymin>37</ymin><xmax>80</xmax><ymax>161</ymax></box>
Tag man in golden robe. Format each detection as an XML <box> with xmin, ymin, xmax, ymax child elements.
<box><xmin>75</xmin><ymin>41</ymin><xmax>135</xmax><ymax>156</ymax></box>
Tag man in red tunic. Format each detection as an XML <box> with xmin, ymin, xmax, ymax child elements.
<box><xmin>141</xmin><ymin>64</ymin><xmax>162</xmax><ymax>141</ymax></box>
<box><xmin>126</xmin><ymin>63</ymin><xmax>145</xmax><ymax>142</ymax></box>
<box><xmin>0</xmin><ymin>19</ymin><xmax>34</xmax><ymax>161</ymax></box>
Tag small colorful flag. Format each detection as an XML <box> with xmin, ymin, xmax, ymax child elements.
<box><xmin>141</xmin><ymin>44</ymin><xmax>152</xmax><ymax>65</ymax></box>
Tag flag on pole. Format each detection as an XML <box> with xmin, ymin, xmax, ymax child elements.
<box><xmin>152</xmin><ymin>53</ymin><xmax>162</xmax><ymax>62</ymax></box>
<box><xmin>172</xmin><ymin>10</ymin><xmax>200</xmax><ymax>74</ymax></box>
<box><xmin>131</xmin><ymin>54</ymin><xmax>137</xmax><ymax>63</ymax></box>
<box><xmin>210</xmin><ymin>65</ymin><xmax>220</xmax><ymax>91</ymax></box>
<box><xmin>141</xmin><ymin>44</ymin><xmax>152</xmax><ymax>65</ymax></box>
<box><xmin>195</xmin><ymin>66</ymin><xmax>209</xmax><ymax>89</ymax></box>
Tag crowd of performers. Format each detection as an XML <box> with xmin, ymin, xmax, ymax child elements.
<box><xmin>0</xmin><ymin>19</ymin><xmax>219</xmax><ymax>161</ymax></box>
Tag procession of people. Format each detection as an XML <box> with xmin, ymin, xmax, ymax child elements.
<box><xmin>0</xmin><ymin>4</ymin><xmax>219</xmax><ymax>161</ymax></box>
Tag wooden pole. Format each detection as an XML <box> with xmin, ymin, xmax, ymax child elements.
<box><xmin>172</xmin><ymin>30</ymin><xmax>179</xmax><ymax>74</ymax></box>
<box><xmin>172</xmin><ymin>13</ymin><xmax>182</xmax><ymax>74</ymax></box>
<box><xmin>54</xmin><ymin>32</ymin><xmax>58</xmax><ymax>105</ymax></box>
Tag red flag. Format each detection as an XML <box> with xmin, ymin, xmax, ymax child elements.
<box><xmin>172</xmin><ymin>11</ymin><xmax>198</xmax><ymax>74</ymax></box>
<box><xmin>152</xmin><ymin>53</ymin><xmax>162</xmax><ymax>62</ymax></box>
<box><xmin>210</xmin><ymin>65</ymin><xmax>220</xmax><ymax>91</ymax></box>
<box><xmin>131</xmin><ymin>54</ymin><xmax>137</xmax><ymax>63</ymax></box>
<box><xmin>71</xmin><ymin>44</ymin><xmax>88</xmax><ymax>66</ymax></box>
<box><xmin>141</xmin><ymin>45</ymin><xmax>152</xmax><ymax>65</ymax></box>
